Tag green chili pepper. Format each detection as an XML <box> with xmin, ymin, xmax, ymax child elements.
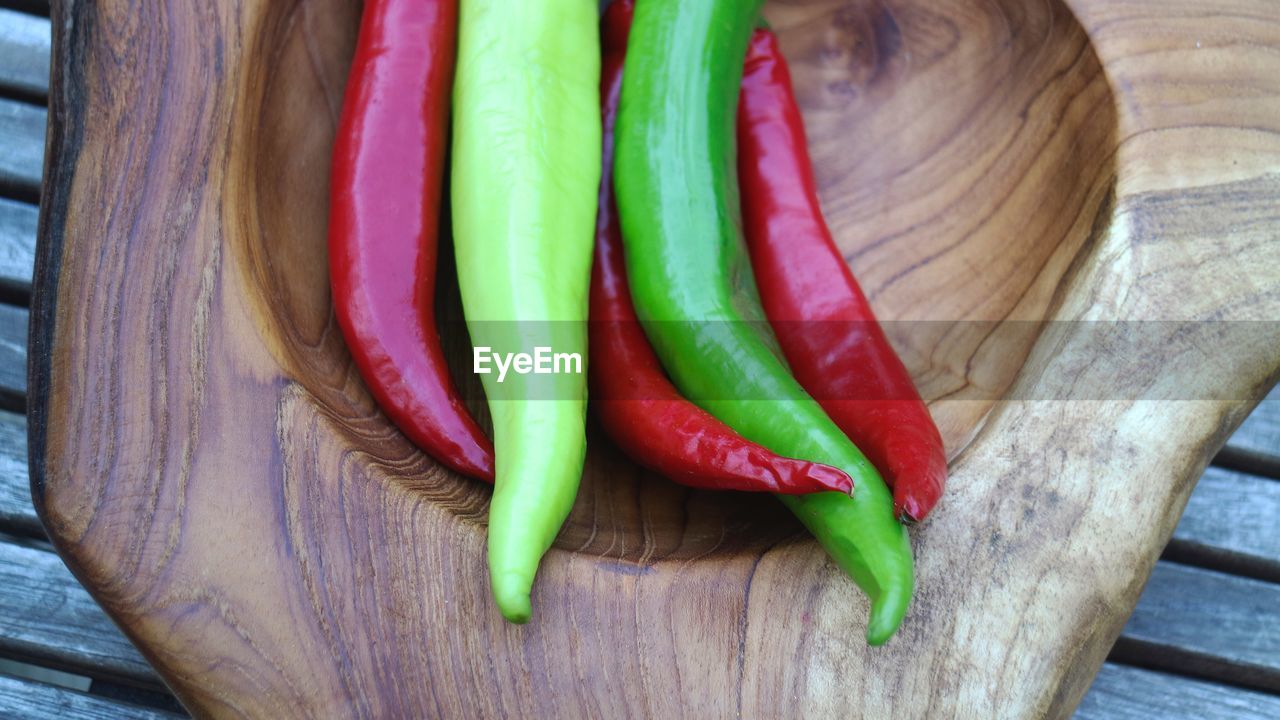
<box><xmin>614</xmin><ymin>0</ymin><xmax>914</xmax><ymax>645</ymax></box>
<box><xmin>451</xmin><ymin>0</ymin><xmax>600</xmax><ymax>623</ymax></box>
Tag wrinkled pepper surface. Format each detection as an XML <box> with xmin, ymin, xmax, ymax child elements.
<box><xmin>738</xmin><ymin>29</ymin><xmax>947</xmax><ymax>523</ymax></box>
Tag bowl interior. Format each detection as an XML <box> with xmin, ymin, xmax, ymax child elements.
<box><xmin>232</xmin><ymin>0</ymin><xmax>1116</xmax><ymax>562</ymax></box>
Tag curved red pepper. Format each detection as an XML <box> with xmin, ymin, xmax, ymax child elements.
<box><xmin>329</xmin><ymin>0</ymin><xmax>494</xmax><ymax>481</ymax></box>
<box><xmin>738</xmin><ymin>30</ymin><xmax>946</xmax><ymax>521</ymax></box>
<box><xmin>589</xmin><ymin>1</ymin><xmax>851</xmax><ymax>496</ymax></box>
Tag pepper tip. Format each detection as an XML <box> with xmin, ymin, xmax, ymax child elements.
<box><xmin>496</xmin><ymin>594</ymin><xmax>532</xmax><ymax>625</ymax></box>
<box><xmin>865</xmin><ymin>598</ymin><xmax>905</xmax><ymax>646</ymax></box>
<box><xmin>805</xmin><ymin>463</ymin><xmax>854</xmax><ymax>495</ymax></box>
<box><xmin>864</xmin><ymin>567</ymin><xmax>912</xmax><ymax>645</ymax></box>
<box><xmin>492</xmin><ymin>572</ymin><xmax>534</xmax><ymax>624</ymax></box>
<box><xmin>895</xmin><ymin>497</ymin><xmax>925</xmax><ymax>526</ymax></box>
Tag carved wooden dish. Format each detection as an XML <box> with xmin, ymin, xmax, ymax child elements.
<box><xmin>30</xmin><ymin>0</ymin><xmax>1280</xmax><ymax>717</ymax></box>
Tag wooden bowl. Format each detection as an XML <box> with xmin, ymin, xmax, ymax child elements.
<box><xmin>30</xmin><ymin>0</ymin><xmax>1280</xmax><ymax>716</ymax></box>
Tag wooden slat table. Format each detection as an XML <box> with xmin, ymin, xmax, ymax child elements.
<box><xmin>0</xmin><ymin>2</ymin><xmax>1277</xmax><ymax>717</ymax></box>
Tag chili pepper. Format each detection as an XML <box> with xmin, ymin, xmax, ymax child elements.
<box><xmin>329</xmin><ymin>0</ymin><xmax>494</xmax><ymax>481</ymax></box>
<box><xmin>738</xmin><ymin>29</ymin><xmax>947</xmax><ymax>523</ymax></box>
<box><xmin>614</xmin><ymin>0</ymin><xmax>914</xmax><ymax>645</ymax></box>
<box><xmin>591</xmin><ymin>2</ymin><xmax>850</xmax><ymax>496</ymax></box>
<box><xmin>451</xmin><ymin>0</ymin><xmax>600</xmax><ymax>624</ymax></box>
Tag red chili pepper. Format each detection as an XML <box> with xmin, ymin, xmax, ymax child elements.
<box><xmin>738</xmin><ymin>29</ymin><xmax>947</xmax><ymax>521</ymax></box>
<box><xmin>589</xmin><ymin>0</ymin><xmax>851</xmax><ymax>497</ymax></box>
<box><xmin>329</xmin><ymin>0</ymin><xmax>494</xmax><ymax>481</ymax></box>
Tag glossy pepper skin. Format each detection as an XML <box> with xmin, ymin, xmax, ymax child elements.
<box><xmin>452</xmin><ymin>0</ymin><xmax>600</xmax><ymax>623</ymax></box>
<box><xmin>329</xmin><ymin>0</ymin><xmax>494</xmax><ymax>481</ymax></box>
<box><xmin>590</xmin><ymin>1</ymin><xmax>852</xmax><ymax>497</ymax></box>
<box><xmin>614</xmin><ymin>0</ymin><xmax>913</xmax><ymax>644</ymax></box>
<box><xmin>738</xmin><ymin>30</ymin><xmax>947</xmax><ymax>523</ymax></box>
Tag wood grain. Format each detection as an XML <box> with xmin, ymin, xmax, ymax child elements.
<box><xmin>29</xmin><ymin>0</ymin><xmax>1280</xmax><ymax>718</ymax></box>
<box><xmin>4</xmin><ymin>400</ymin><xmax>1279</xmax><ymax>707</ymax></box>
<box><xmin>1</xmin><ymin>397</ymin><xmax>1276</xmax><ymax>708</ymax></box>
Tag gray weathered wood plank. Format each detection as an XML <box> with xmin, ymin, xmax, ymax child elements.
<box><xmin>1231</xmin><ymin>387</ymin><xmax>1280</xmax><ymax>454</ymax></box>
<box><xmin>1076</xmin><ymin>663</ymin><xmax>1280</xmax><ymax>719</ymax></box>
<box><xmin>0</xmin><ymin>197</ymin><xmax>36</xmax><ymax>296</ymax></box>
<box><xmin>0</xmin><ymin>409</ymin><xmax>36</xmax><ymax>535</ymax></box>
<box><xmin>0</xmin><ymin>303</ymin><xmax>25</xmax><ymax>410</ymax></box>
<box><xmin>1167</xmin><ymin>465</ymin><xmax>1280</xmax><ymax>582</ymax></box>
<box><xmin>0</xmin><ymin>540</ymin><xmax>158</xmax><ymax>686</ymax></box>
<box><xmin>0</xmin><ymin>8</ymin><xmax>50</xmax><ymax>99</ymax></box>
<box><xmin>0</xmin><ymin>98</ymin><xmax>44</xmax><ymax>199</ymax></box>
<box><xmin>1115</xmin><ymin>562</ymin><xmax>1280</xmax><ymax>693</ymax></box>
<box><xmin>0</xmin><ymin>673</ymin><xmax>178</xmax><ymax>719</ymax></box>
<box><xmin>1218</xmin><ymin>386</ymin><xmax>1280</xmax><ymax>478</ymax></box>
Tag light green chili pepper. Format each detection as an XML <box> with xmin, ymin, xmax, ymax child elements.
<box><xmin>451</xmin><ymin>0</ymin><xmax>601</xmax><ymax>623</ymax></box>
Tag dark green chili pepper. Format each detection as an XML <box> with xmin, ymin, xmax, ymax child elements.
<box><xmin>614</xmin><ymin>0</ymin><xmax>914</xmax><ymax>645</ymax></box>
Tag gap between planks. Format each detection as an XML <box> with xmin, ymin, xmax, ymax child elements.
<box><xmin>0</xmin><ymin>2</ymin><xmax>48</xmax><ymax>21</ymax></box>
